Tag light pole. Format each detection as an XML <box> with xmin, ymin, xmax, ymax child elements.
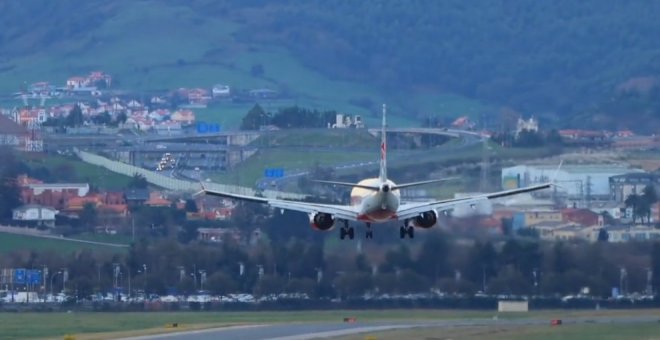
<box><xmin>533</xmin><ymin>268</ymin><xmax>539</xmax><ymax>294</ymax></box>
<box><xmin>199</xmin><ymin>270</ymin><xmax>206</xmax><ymax>291</ymax></box>
<box><xmin>143</xmin><ymin>264</ymin><xmax>148</xmax><ymax>296</ymax></box>
<box><xmin>190</xmin><ymin>272</ymin><xmax>197</xmax><ymax>292</ymax></box>
<box><xmin>50</xmin><ymin>271</ymin><xmax>62</xmax><ymax>299</ymax></box>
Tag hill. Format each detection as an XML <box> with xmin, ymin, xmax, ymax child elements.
<box><xmin>0</xmin><ymin>1</ymin><xmax>658</xmax><ymax>130</ymax></box>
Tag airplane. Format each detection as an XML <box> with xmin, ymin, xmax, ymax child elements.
<box><xmin>201</xmin><ymin>104</ymin><xmax>555</xmax><ymax>240</ymax></box>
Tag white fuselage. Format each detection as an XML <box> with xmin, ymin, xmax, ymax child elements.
<box><xmin>350</xmin><ymin>178</ymin><xmax>400</xmax><ymax>222</ymax></box>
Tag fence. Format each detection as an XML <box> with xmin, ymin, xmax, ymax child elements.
<box><xmin>75</xmin><ymin>149</ymin><xmax>307</xmax><ymax>200</ymax></box>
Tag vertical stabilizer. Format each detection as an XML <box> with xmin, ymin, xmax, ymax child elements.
<box><xmin>379</xmin><ymin>104</ymin><xmax>388</xmax><ymax>182</ymax></box>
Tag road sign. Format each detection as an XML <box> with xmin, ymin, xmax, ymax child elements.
<box><xmin>14</xmin><ymin>268</ymin><xmax>26</xmax><ymax>285</ymax></box>
<box><xmin>264</xmin><ymin>168</ymin><xmax>284</xmax><ymax>178</ymax></box>
<box><xmin>27</xmin><ymin>270</ymin><xmax>42</xmax><ymax>285</ymax></box>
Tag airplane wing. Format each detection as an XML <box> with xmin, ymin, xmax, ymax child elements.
<box><xmin>396</xmin><ymin>183</ymin><xmax>552</xmax><ymax>220</ymax></box>
<box><xmin>202</xmin><ymin>187</ymin><xmax>361</xmax><ymax>221</ymax></box>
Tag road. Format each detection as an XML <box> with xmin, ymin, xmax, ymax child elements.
<box><xmin>121</xmin><ymin>315</ymin><xmax>660</xmax><ymax>340</ymax></box>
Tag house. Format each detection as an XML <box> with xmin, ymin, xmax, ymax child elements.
<box><xmin>604</xmin><ymin>225</ymin><xmax>660</xmax><ymax>242</ymax></box>
<box><xmin>145</xmin><ymin>192</ymin><xmax>171</xmax><ymax>207</ymax></box>
<box><xmin>212</xmin><ymin>84</ymin><xmax>231</xmax><ymax>97</ymax></box>
<box><xmin>87</xmin><ymin>71</ymin><xmax>112</xmax><ymax>87</ymax></box>
<box><xmin>523</xmin><ymin>209</ymin><xmax>563</xmax><ymax>227</ymax></box>
<box><xmin>561</xmin><ymin>208</ymin><xmax>601</xmax><ymax>227</ymax></box>
<box><xmin>0</xmin><ymin>114</ymin><xmax>27</xmax><ymax>147</ymax></box>
<box><xmin>170</xmin><ymin>110</ymin><xmax>195</xmax><ymax>125</ymax></box>
<box><xmin>124</xmin><ymin>189</ymin><xmax>150</xmax><ymax>207</ymax></box>
<box><xmin>66</xmin><ymin>76</ymin><xmax>88</xmax><ymax>89</ymax></box>
<box><xmin>516</xmin><ymin>116</ymin><xmax>538</xmax><ymax>136</ymax></box>
<box><xmin>21</xmin><ymin>182</ymin><xmax>90</xmax><ymax>210</ymax></box>
<box><xmin>12</xmin><ymin>204</ymin><xmax>58</xmax><ymax>227</ymax></box>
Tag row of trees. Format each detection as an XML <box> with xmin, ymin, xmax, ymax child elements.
<box><xmin>43</xmin><ymin>105</ymin><xmax>128</xmax><ymax>129</ymax></box>
<box><xmin>625</xmin><ymin>185</ymin><xmax>659</xmax><ymax>224</ymax></box>
<box><xmin>240</xmin><ymin>104</ymin><xmax>337</xmax><ymax>130</ymax></box>
<box><xmin>3</xmin><ymin>231</ymin><xmax>660</xmax><ymax>300</ymax></box>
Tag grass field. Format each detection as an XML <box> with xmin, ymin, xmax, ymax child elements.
<box><xmin>0</xmin><ymin>2</ymin><xmax>488</xmax><ymax>130</ymax></box>
<box><xmin>0</xmin><ymin>233</ymin><xmax>127</xmax><ymax>255</ymax></box>
<box><xmin>343</xmin><ymin>322</ymin><xmax>660</xmax><ymax>340</ymax></box>
<box><xmin>0</xmin><ymin>309</ymin><xmax>658</xmax><ymax>340</ymax></box>
<box><xmin>23</xmin><ymin>154</ymin><xmax>132</xmax><ymax>190</ymax></box>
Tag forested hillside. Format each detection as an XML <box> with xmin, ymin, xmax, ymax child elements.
<box><xmin>1</xmin><ymin>0</ymin><xmax>659</xmax><ymax>130</ymax></box>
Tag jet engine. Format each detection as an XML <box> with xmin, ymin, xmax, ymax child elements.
<box><xmin>309</xmin><ymin>212</ymin><xmax>335</xmax><ymax>231</ymax></box>
<box><xmin>410</xmin><ymin>210</ymin><xmax>438</xmax><ymax>229</ymax></box>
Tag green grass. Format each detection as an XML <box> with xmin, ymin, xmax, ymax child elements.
<box><xmin>0</xmin><ymin>233</ymin><xmax>127</xmax><ymax>255</ymax></box>
<box><xmin>72</xmin><ymin>233</ymin><xmax>132</xmax><ymax>245</ymax></box>
<box><xmin>24</xmin><ymin>155</ymin><xmax>132</xmax><ymax>190</ymax></box>
<box><xmin>255</xmin><ymin>129</ymin><xmax>378</xmax><ymax>149</ymax></box>
<box><xmin>0</xmin><ymin>310</ymin><xmax>658</xmax><ymax>340</ymax></box>
<box><xmin>0</xmin><ymin>1</ymin><xmax>489</xmax><ymax>130</ymax></box>
<box><xmin>213</xmin><ymin>149</ymin><xmax>377</xmax><ymax>187</ymax></box>
<box><xmin>345</xmin><ymin>322</ymin><xmax>660</xmax><ymax>340</ymax></box>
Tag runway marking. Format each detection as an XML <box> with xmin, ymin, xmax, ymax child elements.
<box><xmin>267</xmin><ymin>324</ymin><xmax>421</xmax><ymax>340</ymax></box>
<box><xmin>119</xmin><ymin>324</ymin><xmax>268</xmax><ymax>340</ymax></box>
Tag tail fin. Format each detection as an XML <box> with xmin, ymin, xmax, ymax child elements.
<box><xmin>379</xmin><ymin>104</ymin><xmax>387</xmax><ymax>182</ymax></box>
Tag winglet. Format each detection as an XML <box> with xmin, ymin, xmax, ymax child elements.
<box><xmin>549</xmin><ymin>160</ymin><xmax>565</xmax><ymax>190</ymax></box>
<box><xmin>192</xmin><ymin>182</ymin><xmax>206</xmax><ymax>197</ymax></box>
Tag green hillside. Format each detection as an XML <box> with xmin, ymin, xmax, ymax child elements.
<box><xmin>1</xmin><ymin>1</ymin><xmax>659</xmax><ymax>130</ymax></box>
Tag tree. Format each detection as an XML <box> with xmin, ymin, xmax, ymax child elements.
<box><xmin>597</xmin><ymin>228</ymin><xmax>609</xmax><ymax>242</ymax></box>
<box><xmin>652</xmin><ymin>242</ymin><xmax>660</xmax><ymax>293</ymax></box>
<box><xmin>625</xmin><ymin>194</ymin><xmax>640</xmax><ymax>224</ymax></box>
<box><xmin>240</xmin><ymin>104</ymin><xmax>269</xmax><ymax>130</ymax></box>
<box><xmin>65</xmin><ymin>104</ymin><xmax>84</xmax><ymax>127</ymax></box>
<box><xmin>0</xmin><ymin>147</ymin><xmax>22</xmax><ymax>220</ymax></box>
<box><xmin>128</xmin><ymin>173</ymin><xmax>148</xmax><ymax>189</ymax></box>
<box><xmin>116</xmin><ymin>112</ymin><xmax>128</xmax><ymax>125</ymax></box>
<box><xmin>79</xmin><ymin>203</ymin><xmax>98</xmax><ymax>230</ymax></box>
<box><xmin>184</xmin><ymin>199</ymin><xmax>198</xmax><ymax>213</ymax></box>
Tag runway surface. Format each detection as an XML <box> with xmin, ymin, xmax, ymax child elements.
<box><xmin>122</xmin><ymin>315</ymin><xmax>660</xmax><ymax>340</ymax></box>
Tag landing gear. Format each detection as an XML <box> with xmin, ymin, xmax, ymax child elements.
<box><xmin>399</xmin><ymin>224</ymin><xmax>414</xmax><ymax>239</ymax></box>
<box><xmin>340</xmin><ymin>220</ymin><xmax>354</xmax><ymax>240</ymax></box>
<box><xmin>365</xmin><ymin>223</ymin><xmax>373</xmax><ymax>239</ymax></box>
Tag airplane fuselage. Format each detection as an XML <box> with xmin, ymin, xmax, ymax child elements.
<box><xmin>350</xmin><ymin>178</ymin><xmax>400</xmax><ymax>222</ymax></box>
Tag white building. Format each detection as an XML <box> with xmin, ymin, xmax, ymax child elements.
<box><xmin>12</xmin><ymin>204</ymin><xmax>58</xmax><ymax>227</ymax></box>
<box><xmin>501</xmin><ymin>164</ymin><xmax>642</xmax><ymax>200</ymax></box>
<box><xmin>27</xmin><ymin>183</ymin><xmax>89</xmax><ymax>197</ymax></box>
<box><xmin>212</xmin><ymin>84</ymin><xmax>231</xmax><ymax>97</ymax></box>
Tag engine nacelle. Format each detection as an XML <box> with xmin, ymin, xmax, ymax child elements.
<box><xmin>410</xmin><ymin>210</ymin><xmax>438</xmax><ymax>229</ymax></box>
<box><xmin>309</xmin><ymin>212</ymin><xmax>335</xmax><ymax>231</ymax></box>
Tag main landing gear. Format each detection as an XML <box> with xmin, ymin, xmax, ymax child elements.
<box><xmin>340</xmin><ymin>220</ymin><xmax>354</xmax><ymax>240</ymax></box>
<box><xmin>365</xmin><ymin>223</ymin><xmax>373</xmax><ymax>239</ymax></box>
<box><xmin>400</xmin><ymin>221</ymin><xmax>414</xmax><ymax>239</ymax></box>
<box><xmin>339</xmin><ymin>221</ymin><xmax>374</xmax><ymax>240</ymax></box>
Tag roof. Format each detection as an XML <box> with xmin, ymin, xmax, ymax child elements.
<box><xmin>0</xmin><ymin>114</ymin><xmax>27</xmax><ymax>135</ymax></box>
<box><xmin>124</xmin><ymin>189</ymin><xmax>150</xmax><ymax>201</ymax></box>
<box><xmin>13</xmin><ymin>204</ymin><xmax>58</xmax><ymax>212</ymax></box>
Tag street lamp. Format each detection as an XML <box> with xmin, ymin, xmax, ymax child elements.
<box><xmin>199</xmin><ymin>270</ymin><xmax>206</xmax><ymax>291</ymax></box>
<box><xmin>142</xmin><ymin>264</ymin><xmax>148</xmax><ymax>296</ymax></box>
<box><xmin>50</xmin><ymin>271</ymin><xmax>62</xmax><ymax>300</ymax></box>
<box><xmin>190</xmin><ymin>272</ymin><xmax>197</xmax><ymax>292</ymax></box>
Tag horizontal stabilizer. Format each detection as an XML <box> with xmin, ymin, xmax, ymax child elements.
<box><xmin>312</xmin><ymin>180</ymin><xmax>380</xmax><ymax>191</ymax></box>
<box><xmin>392</xmin><ymin>177</ymin><xmax>457</xmax><ymax>190</ymax></box>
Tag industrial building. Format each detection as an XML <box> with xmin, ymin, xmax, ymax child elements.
<box><xmin>501</xmin><ymin>164</ymin><xmax>644</xmax><ymax>201</ymax></box>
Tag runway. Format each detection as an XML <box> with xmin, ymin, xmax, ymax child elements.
<box><xmin>122</xmin><ymin>315</ymin><xmax>660</xmax><ymax>340</ymax></box>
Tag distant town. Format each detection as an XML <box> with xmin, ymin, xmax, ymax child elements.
<box><xmin>0</xmin><ymin>70</ymin><xmax>659</xmax><ymax>306</ymax></box>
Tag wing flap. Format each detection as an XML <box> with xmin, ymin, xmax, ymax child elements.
<box><xmin>397</xmin><ymin>183</ymin><xmax>552</xmax><ymax>220</ymax></box>
<box><xmin>203</xmin><ymin>188</ymin><xmax>359</xmax><ymax>221</ymax></box>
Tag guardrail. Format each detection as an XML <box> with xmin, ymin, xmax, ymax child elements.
<box><xmin>74</xmin><ymin>149</ymin><xmax>307</xmax><ymax>200</ymax></box>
